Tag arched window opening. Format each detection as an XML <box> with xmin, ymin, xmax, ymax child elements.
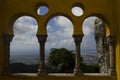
<box><xmin>46</xmin><ymin>16</ymin><xmax>75</xmax><ymax>73</ymax></box>
<box><xmin>10</xmin><ymin>16</ymin><xmax>39</xmax><ymax>73</ymax></box>
<box><xmin>81</xmin><ymin>16</ymin><xmax>109</xmax><ymax>73</ymax></box>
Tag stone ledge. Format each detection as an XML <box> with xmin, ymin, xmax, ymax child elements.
<box><xmin>0</xmin><ymin>73</ymin><xmax>116</xmax><ymax>80</ymax></box>
<box><xmin>10</xmin><ymin>73</ymin><xmax>111</xmax><ymax>77</ymax></box>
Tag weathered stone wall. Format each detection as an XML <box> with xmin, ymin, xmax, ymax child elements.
<box><xmin>94</xmin><ymin>18</ymin><xmax>109</xmax><ymax>73</ymax></box>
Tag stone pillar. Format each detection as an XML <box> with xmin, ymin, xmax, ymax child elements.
<box><xmin>2</xmin><ymin>33</ymin><xmax>14</xmax><ymax>75</ymax></box>
<box><xmin>73</xmin><ymin>34</ymin><xmax>83</xmax><ymax>76</ymax></box>
<box><xmin>94</xmin><ymin>17</ymin><xmax>109</xmax><ymax>73</ymax></box>
<box><xmin>107</xmin><ymin>35</ymin><xmax>116</xmax><ymax>75</ymax></box>
<box><xmin>37</xmin><ymin>34</ymin><xmax>47</xmax><ymax>76</ymax></box>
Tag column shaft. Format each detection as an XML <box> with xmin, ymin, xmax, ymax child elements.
<box><xmin>37</xmin><ymin>35</ymin><xmax>47</xmax><ymax>76</ymax></box>
<box><xmin>39</xmin><ymin>43</ymin><xmax>45</xmax><ymax>71</ymax></box>
<box><xmin>2</xmin><ymin>33</ymin><xmax>13</xmax><ymax>75</ymax></box>
<box><xmin>107</xmin><ymin>35</ymin><xmax>116</xmax><ymax>75</ymax></box>
<box><xmin>73</xmin><ymin>35</ymin><xmax>83</xmax><ymax>76</ymax></box>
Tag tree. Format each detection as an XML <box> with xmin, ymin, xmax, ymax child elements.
<box><xmin>47</xmin><ymin>48</ymin><xmax>75</xmax><ymax>73</ymax></box>
<box><xmin>10</xmin><ymin>62</ymin><xmax>39</xmax><ymax>73</ymax></box>
<box><xmin>47</xmin><ymin>48</ymin><xmax>99</xmax><ymax>73</ymax></box>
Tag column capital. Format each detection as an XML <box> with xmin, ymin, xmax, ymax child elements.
<box><xmin>2</xmin><ymin>33</ymin><xmax>14</xmax><ymax>45</ymax></box>
<box><xmin>72</xmin><ymin>34</ymin><xmax>84</xmax><ymax>43</ymax></box>
<box><xmin>36</xmin><ymin>34</ymin><xmax>48</xmax><ymax>43</ymax></box>
<box><xmin>106</xmin><ymin>35</ymin><xmax>116</xmax><ymax>45</ymax></box>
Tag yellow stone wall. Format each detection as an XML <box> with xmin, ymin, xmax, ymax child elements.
<box><xmin>2</xmin><ymin>0</ymin><xmax>115</xmax><ymax>35</ymax></box>
<box><xmin>113</xmin><ymin>0</ymin><xmax>120</xmax><ymax>80</ymax></box>
<box><xmin>115</xmin><ymin>0</ymin><xmax>120</xmax><ymax>80</ymax></box>
<box><xmin>0</xmin><ymin>0</ymin><xmax>120</xmax><ymax>80</ymax></box>
<box><xmin>0</xmin><ymin>0</ymin><xmax>4</xmax><ymax>75</ymax></box>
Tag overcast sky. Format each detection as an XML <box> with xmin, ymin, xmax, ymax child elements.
<box><xmin>10</xmin><ymin>7</ymin><xmax>97</xmax><ymax>55</ymax></box>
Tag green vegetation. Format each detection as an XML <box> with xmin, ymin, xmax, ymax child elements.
<box><xmin>81</xmin><ymin>64</ymin><xmax>99</xmax><ymax>73</ymax></box>
<box><xmin>10</xmin><ymin>63</ymin><xmax>39</xmax><ymax>73</ymax></box>
<box><xmin>47</xmin><ymin>48</ymin><xmax>75</xmax><ymax>73</ymax></box>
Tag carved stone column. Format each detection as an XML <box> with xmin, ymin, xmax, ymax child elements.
<box><xmin>107</xmin><ymin>35</ymin><xmax>116</xmax><ymax>75</ymax></box>
<box><xmin>37</xmin><ymin>34</ymin><xmax>47</xmax><ymax>76</ymax></box>
<box><xmin>2</xmin><ymin>33</ymin><xmax>14</xmax><ymax>75</ymax></box>
<box><xmin>73</xmin><ymin>34</ymin><xmax>83</xmax><ymax>76</ymax></box>
<box><xmin>94</xmin><ymin>17</ymin><xmax>109</xmax><ymax>73</ymax></box>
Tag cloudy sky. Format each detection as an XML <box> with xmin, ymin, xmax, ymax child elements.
<box><xmin>10</xmin><ymin>7</ymin><xmax>97</xmax><ymax>55</ymax></box>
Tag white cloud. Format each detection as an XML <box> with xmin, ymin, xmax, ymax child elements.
<box><xmin>82</xmin><ymin>17</ymin><xmax>96</xmax><ymax>36</ymax></box>
<box><xmin>54</xmin><ymin>16</ymin><xmax>73</xmax><ymax>37</ymax></box>
<box><xmin>11</xmin><ymin>16</ymin><xmax>39</xmax><ymax>51</ymax></box>
<box><xmin>55</xmin><ymin>16</ymin><xmax>73</xmax><ymax>28</ymax></box>
<box><xmin>46</xmin><ymin>16</ymin><xmax>75</xmax><ymax>52</ymax></box>
<box><xmin>13</xmin><ymin>16</ymin><xmax>38</xmax><ymax>36</ymax></box>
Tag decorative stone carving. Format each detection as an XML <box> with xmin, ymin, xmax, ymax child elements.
<box><xmin>73</xmin><ymin>34</ymin><xmax>84</xmax><ymax>76</ymax></box>
<box><xmin>94</xmin><ymin>18</ymin><xmax>109</xmax><ymax>73</ymax></box>
<box><xmin>2</xmin><ymin>33</ymin><xmax>14</xmax><ymax>75</ymax></box>
<box><xmin>37</xmin><ymin>35</ymin><xmax>47</xmax><ymax>45</ymax></box>
<box><xmin>107</xmin><ymin>35</ymin><xmax>116</xmax><ymax>75</ymax></box>
<box><xmin>37</xmin><ymin>34</ymin><xmax>47</xmax><ymax>76</ymax></box>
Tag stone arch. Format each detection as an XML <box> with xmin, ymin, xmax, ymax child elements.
<box><xmin>82</xmin><ymin>14</ymin><xmax>110</xmax><ymax>37</ymax></box>
<box><xmin>81</xmin><ymin>16</ymin><xmax>109</xmax><ymax>73</ymax></box>
<box><xmin>75</xmin><ymin>14</ymin><xmax>116</xmax><ymax>75</ymax></box>
<box><xmin>9</xmin><ymin>13</ymin><xmax>38</xmax><ymax>35</ymax></box>
<box><xmin>10</xmin><ymin>15</ymin><xmax>39</xmax><ymax>73</ymax></box>
<box><xmin>2</xmin><ymin>15</ymin><xmax>39</xmax><ymax>74</ymax></box>
<box><xmin>46</xmin><ymin>13</ymin><xmax>74</xmax><ymax>28</ymax></box>
<box><xmin>45</xmin><ymin>15</ymin><xmax>74</xmax><ymax>73</ymax></box>
<box><xmin>81</xmin><ymin>16</ymin><xmax>99</xmax><ymax>72</ymax></box>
